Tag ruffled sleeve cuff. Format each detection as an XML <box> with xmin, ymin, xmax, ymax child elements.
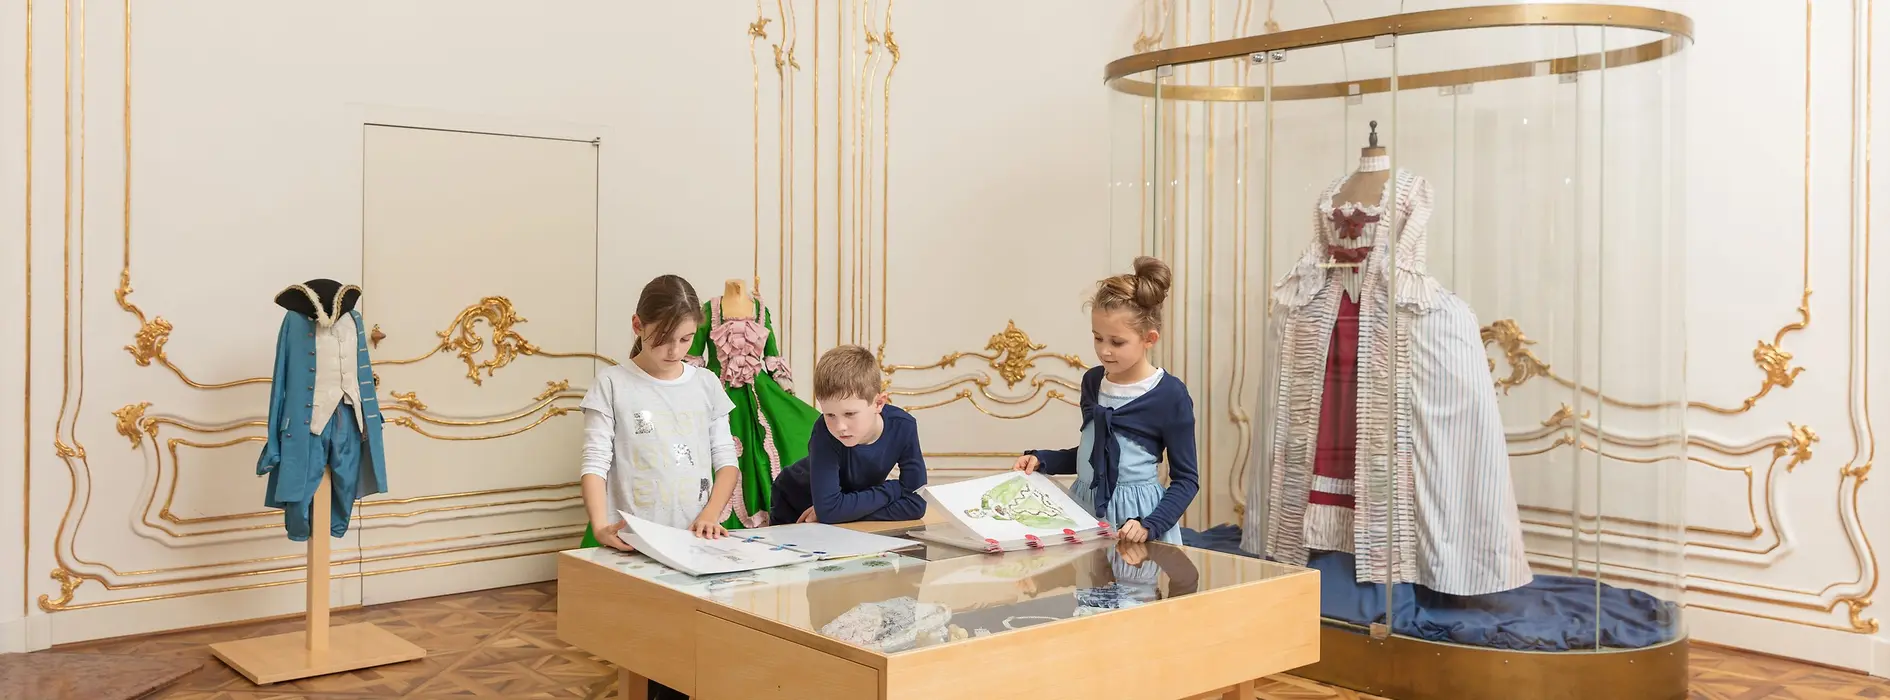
<box><xmin>764</xmin><ymin>356</ymin><xmax>794</xmax><ymax>392</ymax></box>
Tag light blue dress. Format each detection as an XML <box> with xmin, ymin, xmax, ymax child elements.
<box><xmin>1067</xmin><ymin>371</ymin><xmax>1184</xmax><ymax>545</ymax></box>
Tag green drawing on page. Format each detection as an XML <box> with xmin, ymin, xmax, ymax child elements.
<box><xmin>963</xmin><ymin>476</ymin><xmax>1078</xmax><ymax>529</ymax></box>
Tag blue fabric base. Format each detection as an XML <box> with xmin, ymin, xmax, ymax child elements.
<box><xmin>1183</xmin><ymin>525</ymin><xmax>1680</xmax><ymax>652</ymax></box>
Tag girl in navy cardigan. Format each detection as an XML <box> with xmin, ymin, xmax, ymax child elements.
<box><xmin>1015</xmin><ymin>256</ymin><xmax>1199</xmax><ymax>544</ymax></box>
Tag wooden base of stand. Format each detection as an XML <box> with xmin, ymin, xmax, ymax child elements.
<box><xmin>211</xmin><ymin>467</ymin><xmax>423</xmax><ymax>685</ymax></box>
<box><xmin>210</xmin><ymin>622</ymin><xmax>425</xmax><ymax>685</ymax></box>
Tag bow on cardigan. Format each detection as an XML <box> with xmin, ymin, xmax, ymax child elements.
<box><xmin>1079</xmin><ymin>370</ymin><xmax>1175</xmax><ymax>518</ymax></box>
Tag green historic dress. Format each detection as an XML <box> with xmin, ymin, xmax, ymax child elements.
<box><xmin>687</xmin><ymin>296</ymin><xmax>819</xmax><ymax>529</ymax></box>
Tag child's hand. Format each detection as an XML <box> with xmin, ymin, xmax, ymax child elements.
<box><xmin>1118</xmin><ymin>520</ymin><xmax>1149</xmax><ymax>543</ymax></box>
<box><xmin>596</xmin><ymin>521</ymin><xmax>635</xmax><ymax>552</ymax></box>
<box><xmin>797</xmin><ymin>507</ymin><xmax>819</xmax><ymax>524</ymax></box>
<box><xmin>690</xmin><ymin>514</ymin><xmax>728</xmax><ymax>539</ymax></box>
<box><xmin>1012</xmin><ymin>454</ymin><xmax>1040</xmax><ymax>473</ymax></box>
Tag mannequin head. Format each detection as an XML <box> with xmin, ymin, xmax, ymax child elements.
<box><xmin>1089</xmin><ymin>256</ymin><xmax>1170</xmax><ymax>382</ymax></box>
<box><xmin>629</xmin><ymin>275</ymin><xmax>704</xmax><ymax>371</ymax></box>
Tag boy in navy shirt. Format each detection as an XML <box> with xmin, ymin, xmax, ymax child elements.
<box><xmin>768</xmin><ymin>345</ymin><xmax>928</xmax><ymax>525</ymax></box>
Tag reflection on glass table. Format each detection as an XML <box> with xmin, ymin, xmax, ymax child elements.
<box><xmin>568</xmin><ymin>539</ymin><xmax>1298</xmax><ymax>655</ymax></box>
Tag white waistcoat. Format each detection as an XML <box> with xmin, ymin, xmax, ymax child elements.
<box><xmin>311</xmin><ymin>314</ymin><xmax>365</xmax><ymax>435</ymax></box>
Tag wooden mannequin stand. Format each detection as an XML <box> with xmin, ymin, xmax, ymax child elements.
<box><xmin>210</xmin><ymin>469</ymin><xmax>425</xmax><ymax>684</ymax></box>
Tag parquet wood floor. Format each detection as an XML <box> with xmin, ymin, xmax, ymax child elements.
<box><xmin>47</xmin><ymin>582</ymin><xmax>1890</xmax><ymax>699</ymax></box>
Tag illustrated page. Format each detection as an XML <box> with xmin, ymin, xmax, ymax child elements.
<box><xmin>920</xmin><ymin>472</ymin><xmax>1102</xmax><ymax>541</ymax></box>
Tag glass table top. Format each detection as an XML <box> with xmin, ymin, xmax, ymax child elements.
<box><xmin>564</xmin><ymin>536</ymin><xmax>1302</xmax><ymax>655</ymax></box>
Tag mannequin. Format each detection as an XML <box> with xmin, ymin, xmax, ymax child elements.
<box><xmin>259</xmin><ymin>279</ymin><xmax>389</xmax><ymax>542</ymax></box>
<box><xmin>722</xmin><ymin>278</ymin><xmax>757</xmax><ymax>320</ymax></box>
<box><xmin>1254</xmin><ymin>134</ymin><xmax>1533</xmax><ymax>597</ymax></box>
<box><xmin>1320</xmin><ymin>122</ymin><xmax>1393</xmax><ymax>299</ymax></box>
<box><xmin>1330</xmin><ymin>121</ymin><xmax>1391</xmax><ymax>211</ymax></box>
<box><xmin>687</xmin><ymin>280</ymin><xmax>816</xmax><ymax>528</ymax></box>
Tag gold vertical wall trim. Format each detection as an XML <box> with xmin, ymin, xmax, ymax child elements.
<box><xmin>48</xmin><ymin>0</ymin><xmax>106</xmax><ymax>608</ymax></box>
<box><xmin>1179</xmin><ymin>0</ymin><xmax>1190</xmax><ymax>401</ymax></box>
<box><xmin>1861</xmin><ymin>0</ymin><xmax>1879</xmax><ymax>624</ymax></box>
<box><xmin>1229</xmin><ymin>0</ymin><xmax>1258</xmax><ymax>516</ymax></box>
<box><xmin>811</xmin><ymin>0</ymin><xmax>819</xmax><ymax>364</ymax></box>
<box><xmin>848</xmin><ymin>0</ymin><xmax>860</xmax><ymax>345</ymax></box>
<box><xmin>1203</xmin><ymin>0</ymin><xmax>1214</xmax><ymax>525</ymax></box>
<box><xmin>1834</xmin><ymin>0</ymin><xmax>1879</xmax><ymax>633</ymax></box>
<box><xmin>839</xmin><ymin>0</ymin><xmax>846</xmax><ymax>351</ymax></box>
<box><xmin>853</xmin><ymin>0</ymin><xmax>875</xmax><ymax>349</ymax></box>
<box><xmin>861</xmin><ymin>0</ymin><xmax>876</xmax><ymax>349</ymax></box>
<box><xmin>1179</xmin><ymin>0</ymin><xmax>1191</xmax><ymax>527</ymax></box>
<box><xmin>849</xmin><ymin>0</ymin><xmax>863</xmax><ymax>346</ymax></box>
<box><xmin>786</xmin><ymin>0</ymin><xmax>799</xmax><ymax>356</ymax></box>
<box><xmin>750</xmin><ymin>1</ymin><xmax>768</xmax><ymax>285</ymax></box>
<box><xmin>878</xmin><ymin>1</ymin><xmax>894</xmax><ymax>362</ymax></box>
<box><xmin>776</xmin><ymin>0</ymin><xmax>787</xmax><ymax>333</ymax></box>
<box><xmin>20</xmin><ymin>0</ymin><xmax>32</xmax><ymax>619</ymax></box>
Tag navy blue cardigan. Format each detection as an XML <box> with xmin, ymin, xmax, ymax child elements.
<box><xmin>1027</xmin><ymin>366</ymin><xmax>1199</xmax><ymax>539</ymax></box>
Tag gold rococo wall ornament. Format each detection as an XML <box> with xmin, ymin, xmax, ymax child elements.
<box><xmin>880</xmin><ymin>320</ymin><xmax>1087</xmax><ymax>419</ymax></box>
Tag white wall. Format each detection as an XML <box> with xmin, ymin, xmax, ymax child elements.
<box><xmin>3</xmin><ymin>0</ymin><xmax>1136</xmax><ymax>647</ymax></box>
<box><xmin>0</xmin><ymin>0</ymin><xmax>31</xmax><ymax>655</ymax></box>
<box><xmin>5</xmin><ymin>0</ymin><xmax>1889</xmax><ymax>679</ymax></box>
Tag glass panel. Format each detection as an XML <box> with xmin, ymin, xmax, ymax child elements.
<box><xmin>565</xmin><ymin>541</ymin><xmax>1299</xmax><ymax>654</ymax></box>
<box><xmin>1251</xmin><ymin>33</ymin><xmax>1393</xmax><ymax>640</ymax></box>
<box><xmin>1595</xmin><ymin>24</ymin><xmax>1689</xmax><ymax>647</ymax></box>
<box><xmin>1386</xmin><ymin>22</ymin><xmax>1627</xmax><ymax>665</ymax></box>
<box><xmin>1111</xmin><ymin>69</ymin><xmax>1162</xmax><ymax>270</ymax></box>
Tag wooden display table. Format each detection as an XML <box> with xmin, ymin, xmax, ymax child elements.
<box><xmin>556</xmin><ymin>520</ymin><xmax>1318</xmax><ymax>700</ymax></box>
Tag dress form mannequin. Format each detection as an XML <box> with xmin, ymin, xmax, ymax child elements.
<box><xmin>1320</xmin><ymin>122</ymin><xmax>1392</xmax><ymax>296</ymax></box>
<box><xmin>722</xmin><ymin>278</ymin><xmax>756</xmax><ymax>319</ymax></box>
<box><xmin>1256</xmin><ymin>123</ymin><xmax>1533</xmax><ymax>596</ymax></box>
<box><xmin>690</xmin><ymin>276</ymin><xmax>817</xmax><ymax>528</ymax></box>
<box><xmin>1332</xmin><ymin>121</ymin><xmax>1391</xmax><ymax>210</ymax></box>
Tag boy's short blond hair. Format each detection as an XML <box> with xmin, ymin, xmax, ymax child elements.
<box><xmin>813</xmin><ymin>345</ymin><xmax>883</xmax><ymax>403</ymax></box>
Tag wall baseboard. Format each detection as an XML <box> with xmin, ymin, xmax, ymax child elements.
<box><xmin>1</xmin><ymin>614</ymin><xmax>53</xmax><ymax>653</ymax></box>
<box><xmin>1873</xmin><ymin>636</ymin><xmax>1890</xmax><ymax>679</ymax></box>
<box><xmin>1689</xmin><ymin>607</ymin><xmax>1873</xmax><ymax>671</ymax></box>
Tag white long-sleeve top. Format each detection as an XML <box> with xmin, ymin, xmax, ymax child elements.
<box><xmin>579</xmin><ymin>362</ymin><xmax>739</xmax><ymax>528</ymax></box>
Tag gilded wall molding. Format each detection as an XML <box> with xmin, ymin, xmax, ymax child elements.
<box><xmin>39</xmin><ymin>529</ymin><xmax>580</xmax><ymax>612</ymax></box>
<box><xmin>376</xmin><ymin>295</ymin><xmax>614</xmax><ymax>385</ymax></box>
<box><xmin>112</xmin><ymin>393</ymin><xmax>585</xmax><ymax>547</ymax></box>
<box><xmin>881</xmin><ymin>320</ymin><xmax>1086</xmax><ymax>419</ymax></box>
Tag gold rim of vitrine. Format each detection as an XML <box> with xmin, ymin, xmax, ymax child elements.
<box><xmin>1103</xmin><ymin>4</ymin><xmax>1693</xmax><ymax>103</ymax></box>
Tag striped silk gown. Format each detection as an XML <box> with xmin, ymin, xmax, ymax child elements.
<box><xmin>1252</xmin><ymin>169</ymin><xmax>1533</xmax><ymax>597</ymax></box>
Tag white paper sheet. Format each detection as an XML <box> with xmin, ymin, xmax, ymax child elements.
<box><xmin>619</xmin><ymin>512</ymin><xmax>815</xmax><ymax>576</ymax></box>
<box><xmin>733</xmin><ymin>523</ymin><xmax>917</xmax><ymax>559</ymax></box>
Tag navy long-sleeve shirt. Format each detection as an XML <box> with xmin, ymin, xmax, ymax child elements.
<box><xmin>774</xmin><ymin>404</ymin><xmax>928</xmax><ymax>524</ymax></box>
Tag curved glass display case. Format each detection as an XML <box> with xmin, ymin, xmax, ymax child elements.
<box><xmin>1107</xmin><ymin>5</ymin><xmax>1691</xmax><ymax>699</ymax></box>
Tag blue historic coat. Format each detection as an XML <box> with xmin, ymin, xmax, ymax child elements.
<box><xmin>257</xmin><ymin>307</ymin><xmax>388</xmax><ymax>508</ymax></box>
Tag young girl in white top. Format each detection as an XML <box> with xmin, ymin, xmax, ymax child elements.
<box><xmin>580</xmin><ymin>275</ymin><xmax>743</xmax><ymax>550</ymax></box>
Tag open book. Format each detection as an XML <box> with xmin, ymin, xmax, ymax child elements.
<box><xmin>907</xmin><ymin>472</ymin><xmax>1115</xmax><ymax>553</ymax></box>
<box><xmin>617</xmin><ymin>513</ymin><xmax>917</xmax><ymax>577</ymax></box>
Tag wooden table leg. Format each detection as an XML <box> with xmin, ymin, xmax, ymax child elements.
<box><xmin>618</xmin><ymin>666</ymin><xmax>648</xmax><ymax>699</ymax></box>
<box><xmin>1222</xmin><ymin>679</ymin><xmax>1258</xmax><ymax>700</ymax></box>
